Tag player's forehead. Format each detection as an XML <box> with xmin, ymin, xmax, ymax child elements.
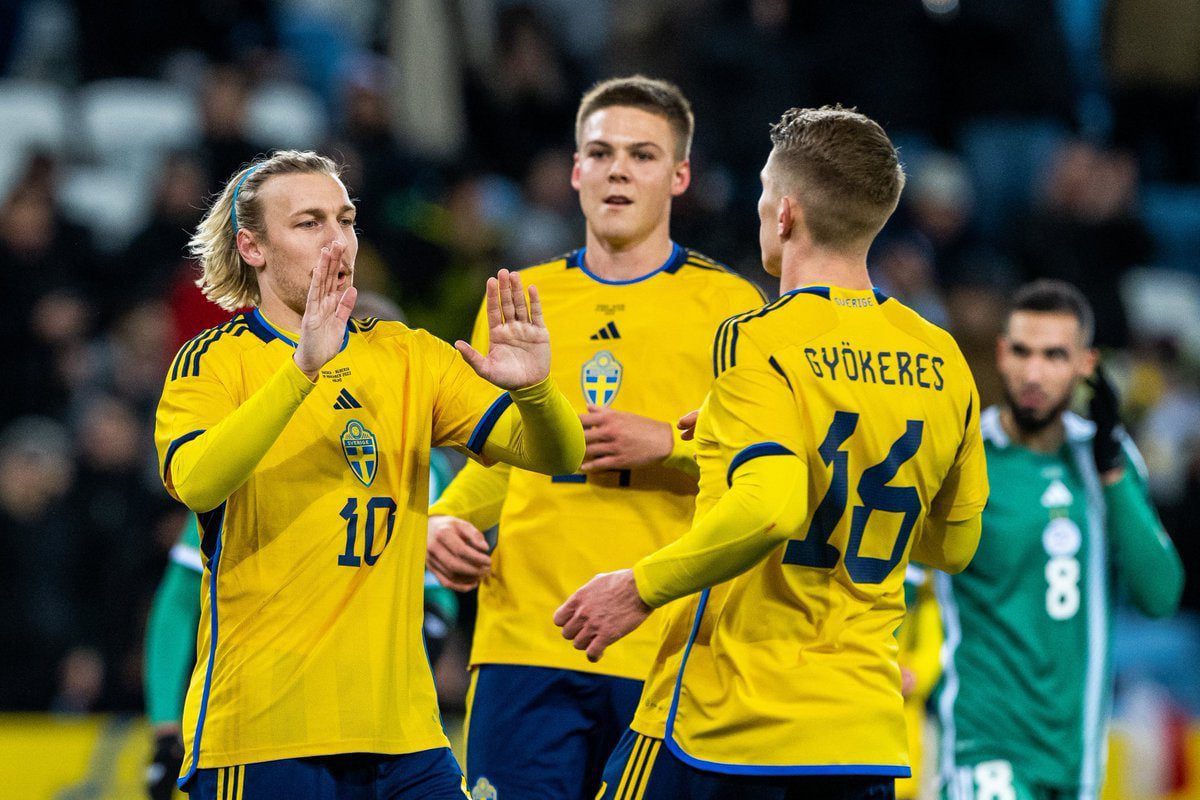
<box><xmin>258</xmin><ymin>172</ymin><xmax>353</xmax><ymax>219</ymax></box>
<box><xmin>578</xmin><ymin>105</ymin><xmax>675</xmax><ymax>152</ymax></box>
<box><xmin>1005</xmin><ymin>310</ymin><xmax>1084</xmax><ymax>348</ymax></box>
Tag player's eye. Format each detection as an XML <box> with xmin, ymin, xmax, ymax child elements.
<box><xmin>588</xmin><ymin>148</ymin><xmax>609</xmax><ymax>159</ymax></box>
<box><xmin>340</xmin><ymin>218</ymin><xmax>355</xmax><ymax>227</ymax></box>
<box><xmin>298</xmin><ymin>219</ymin><xmax>319</xmax><ymax>229</ymax></box>
<box><xmin>633</xmin><ymin>151</ymin><xmax>655</xmax><ymax>161</ymax></box>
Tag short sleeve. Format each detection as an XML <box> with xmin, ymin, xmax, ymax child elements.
<box><xmin>701</xmin><ymin>333</ymin><xmax>806</xmax><ymax>485</ymax></box>
<box><xmin>929</xmin><ymin>356</ymin><xmax>989</xmax><ymax>522</ymax></box>
<box><xmin>154</xmin><ymin>344</ymin><xmax>239</xmax><ymax>501</ymax></box>
<box><xmin>424</xmin><ymin>331</ymin><xmax>511</xmax><ymax>460</ymax></box>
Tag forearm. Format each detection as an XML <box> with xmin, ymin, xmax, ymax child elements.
<box><xmin>480</xmin><ymin>376</ymin><xmax>585</xmax><ymax>475</ymax></box>
<box><xmin>1106</xmin><ymin>471</ymin><xmax>1184</xmax><ymax>618</ymax></box>
<box><xmin>166</xmin><ymin>361</ymin><xmax>315</xmax><ymax>511</ymax></box>
<box><xmin>143</xmin><ymin>563</ymin><xmax>202</xmax><ymax>726</ymax></box>
<box><xmin>911</xmin><ymin>515</ymin><xmax>981</xmax><ymax>574</ymax></box>
<box><xmin>634</xmin><ymin>455</ymin><xmax>808</xmax><ymax>608</ymax></box>
<box><xmin>429</xmin><ymin>459</ymin><xmax>510</xmax><ymax>530</ymax></box>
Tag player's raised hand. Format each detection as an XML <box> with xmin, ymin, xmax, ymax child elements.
<box><xmin>677</xmin><ymin>410</ymin><xmax>700</xmax><ymax>441</ymax></box>
<box><xmin>427</xmin><ymin>515</ymin><xmax>491</xmax><ymax>591</ymax></box>
<box><xmin>579</xmin><ymin>405</ymin><xmax>673</xmax><ymax>472</ymax></box>
<box><xmin>456</xmin><ymin>270</ymin><xmax>550</xmax><ymax>390</ymax></box>
<box><xmin>554</xmin><ymin>569</ymin><xmax>652</xmax><ymax>662</ymax></box>
<box><xmin>294</xmin><ymin>240</ymin><xmax>357</xmax><ymax>380</ymax></box>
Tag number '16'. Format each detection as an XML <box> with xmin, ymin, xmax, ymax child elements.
<box><xmin>338</xmin><ymin>496</ymin><xmax>398</xmax><ymax>567</ymax></box>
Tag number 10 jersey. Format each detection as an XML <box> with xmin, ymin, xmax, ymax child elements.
<box><xmin>631</xmin><ymin>285</ymin><xmax>989</xmax><ymax>775</ymax></box>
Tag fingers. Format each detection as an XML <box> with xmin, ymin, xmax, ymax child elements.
<box><xmin>497</xmin><ymin>269</ymin><xmax>517</xmax><ymax>325</ymax></box>
<box><xmin>677</xmin><ymin>410</ymin><xmax>699</xmax><ymax>429</ymax></box>
<box><xmin>580</xmin><ymin>456</ymin><xmax>620</xmax><ymax>473</ymax></box>
<box><xmin>485</xmin><ymin>277</ymin><xmax>503</xmax><ymax>329</ymax></box>
<box><xmin>455</xmin><ymin>340</ymin><xmax>486</xmax><ymax>374</ymax></box>
<box><xmin>583</xmin><ymin>426</ymin><xmax>613</xmax><ymax>446</ymax></box>
<box><xmin>326</xmin><ymin>241</ymin><xmax>344</xmax><ymax>297</ymax></box>
<box><xmin>527</xmin><ymin>285</ymin><xmax>544</xmax><ymax>327</ymax></box>
<box><xmin>552</xmin><ymin>596</ymin><xmax>578</xmax><ymax>628</ymax></box>
<box><xmin>335</xmin><ymin>286</ymin><xmax>358</xmax><ymax>324</ymax></box>
<box><xmin>586</xmin><ymin>637</ymin><xmax>610</xmax><ymax>662</ymax></box>
<box><xmin>509</xmin><ymin>272</ymin><xmax>529</xmax><ymax>323</ymax></box>
<box><xmin>308</xmin><ymin>246</ymin><xmax>330</xmax><ymax>307</ymax></box>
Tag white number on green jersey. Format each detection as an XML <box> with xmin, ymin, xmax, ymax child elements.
<box><xmin>1041</xmin><ymin>517</ymin><xmax>1082</xmax><ymax>620</ymax></box>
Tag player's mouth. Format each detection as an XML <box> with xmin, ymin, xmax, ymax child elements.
<box><xmin>603</xmin><ymin>194</ymin><xmax>633</xmax><ymax>207</ymax></box>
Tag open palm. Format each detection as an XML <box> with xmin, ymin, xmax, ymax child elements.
<box><xmin>294</xmin><ymin>241</ymin><xmax>357</xmax><ymax>378</ymax></box>
<box><xmin>456</xmin><ymin>269</ymin><xmax>550</xmax><ymax>390</ymax></box>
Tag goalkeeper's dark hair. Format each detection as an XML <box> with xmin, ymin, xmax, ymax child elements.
<box><xmin>1008</xmin><ymin>279</ymin><xmax>1095</xmax><ymax>346</ymax></box>
<box><xmin>576</xmin><ymin>76</ymin><xmax>694</xmax><ymax>160</ymax></box>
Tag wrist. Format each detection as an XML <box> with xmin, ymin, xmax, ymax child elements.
<box><xmin>509</xmin><ymin>374</ymin><xmax>555</xmax><ymax>402</ymax></box>
<box><xmin>292</xmin><ymin>355</ymin><xmax>319</xmax><ymax>383</ymax></box>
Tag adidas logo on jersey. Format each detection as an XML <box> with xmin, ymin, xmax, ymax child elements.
<box><xmin>590</xmin><ymin>321</ymin><xmax>621</xmax><ymax>340</ymax></box>
<box><xmin>333</xmin><ymin>389</ymin><xmax>363</xmax><ymax>410</ymax></box>
<box><xmin>1040</xmin><ymin>480</ymin><xmax>1073</xmax><ymax>508</ymax></box>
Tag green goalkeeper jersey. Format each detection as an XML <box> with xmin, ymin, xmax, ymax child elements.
<box><xmin>934</xmin><ymin>406</ymin><xmax>1183</xmax><ymax>800</ymax></box>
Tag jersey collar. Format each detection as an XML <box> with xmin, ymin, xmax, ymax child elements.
<box><xmin>781</xmin><ymin>285</ymin><xmax>891</xmax><ymax>304</ymax></box>
<box><xmin>567</xmin><ymin>242</ymin><xmax>686</xmax><ymax>285</ymax></box>
<box><xmin>249</xmin><ymin>308</ymin><xmax>350</xmax><ymax>353</ymax></box>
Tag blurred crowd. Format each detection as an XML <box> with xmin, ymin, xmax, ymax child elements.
<box><xmin>0</xmin><ymin>0</ymin><xmax>1197</xmax><ymax>716</ymax></box>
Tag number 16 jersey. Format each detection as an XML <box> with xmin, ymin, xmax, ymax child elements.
<box><xmin>631</xmin><ymin>285</ymin><xmax>989</xmax><ymax>775</ymax></box>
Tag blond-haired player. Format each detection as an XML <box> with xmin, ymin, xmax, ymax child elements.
<box><xmin>155</xmin><ymin>150</ymin><xmax>584</xmax><ymax>798</ymax></box>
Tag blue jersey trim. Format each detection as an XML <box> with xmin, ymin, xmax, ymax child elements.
<box><xmin>251</xmin><ymin>309</ymin><xmax>349</xmax><ymax>352</ymax></box>
<box><xmin>662</xmin><ymin>737</ymin><xmax>912</xmax><ymax>778</ymax></box>
<box><xmin>163</xmin><ymin>430</ymin><xmax>205</xmax><ymax>483</ymax></box>
<box><xmin>569</xmin><ymin>242</ymin><xmax>686</xmax><ymax>285</ymax></box>
<box><xmin>467</xmin><ymin>393</ymin><xmax>514</xmax><ymax>454</ymax></box>
<box><xmin>178</xmin><ymin>502</ymin><xmax>227</xmax><ymax>789</ymax></box>
<box><xmin>726</xmin><ymin>442</ymin><xmax>794</xmax><ymax>486</ymax></box>
<box><xmin>551</xmin><ymin>473</ymin><xmax>587</xmax><ymax>483</ymax></box>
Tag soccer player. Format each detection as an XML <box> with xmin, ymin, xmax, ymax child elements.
<box><xmin>934</xmin><ymin>280</ymin><xmax>1183</xmax><ymax>800</ymax></box>
<box><xmin>425</xmin><ymin>76</ymin><xmax>764</xmax><ymax>799</ymax></box>
<box><xmin>154</xmin><ymin>150</ymin><xmax>585</xmax><ymax>798</ymax></box>
<box><xmin>556</xmin><ymin>106</ymin><xmax>989</xmax><ymax>799</ymax></box>
<box><xmin>143</xmin><ymin>455</ymin><xmax>461</xmax><ymax>800</ymax></box>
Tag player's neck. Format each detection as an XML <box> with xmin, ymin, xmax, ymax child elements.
<box><xmin>1000</xmin><ymin>406</ymin><xmax>1066</xmax><ymax>454</ymax></box>
<box><xmin>256</xmin><ymin>290</ymin><xmax>303</xmax><ymax>333</ymax></box>
<box><xmin>582</xmin><ymin>227</ymin><xmax>675</xmax><ymax>282</ymax></box>
<box><xmin>778</xmin><ymin>247</ymin><xmax>872</xmax><ymax>294</ymax></box>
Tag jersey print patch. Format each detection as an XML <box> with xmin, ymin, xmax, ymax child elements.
<box><xmin>341</xmin><ymin>419</ymin><xmax>379</xmax><ymax>486</ymax></box>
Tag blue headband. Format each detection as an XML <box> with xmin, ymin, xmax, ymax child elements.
<box><xmin>231</xmin><ymin>165</ymin><xmax>261</xmax><ymax>232</ymax></box>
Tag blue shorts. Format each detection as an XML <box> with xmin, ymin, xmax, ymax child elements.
<box><xmin>185</xmin><ymin>748</ymin><xmax>468</xmax><ymax>800</ymax></box>
<box><xmin>599</xmin><ymin>730</ymin><xmax>897</xmax><ymax>800</ymax></box>
<box><xmin>464</xmin><ymin>664</ymin><xmax>643</xmax><ymax>800</ymax></box>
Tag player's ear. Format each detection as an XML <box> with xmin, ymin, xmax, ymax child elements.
<box><xmin>671</xmin><ymin>159</ymin><xmax>691</xmax><ymax>196</ymax></box>
<box><xmin>571</xmin><ymin>152</ymin><xmax>582</xmax><ymax>191</ymax></box>
<box><xmin>778</xmin><ymin>196</ymin><xmax>796</xmax><ymax>241</ymax></box>
<box><xmin>1080</xmin><ymin>347</ymin><xmax>1099</xmax><ymax>378</ymax></box>
<box><xmin>237</xmin><ymin>229</ymin><xmax>266</xmax><ymax>269</ymax></box>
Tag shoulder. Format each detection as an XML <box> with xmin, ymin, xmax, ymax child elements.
<box><xmin>878</xmin><ymin>294</ymin><xmax>963</xmax><ymax>358</ymax></box>
<box><xmin>673</xmin><ymin>249</ymin><xmax>767</xmax><ymax>299</ymax></box>
<box><xmin>712</xmin><ymin>289</ymin><xmax>837</xmax><ymax>376</ymax></box>
<box><xmin>352</xmin><ymin>319</ymin><xmax>452</xmax><ymax>355</ymax></box>
<box><xmin>516</xmin><ymin>251</ymin><xmax>577</xmax><ymax>281</ymax></box>
<box><xmin>166</xmin><ymin>313</ymin><xmax>260</xmax><ymax>382</ymax></box>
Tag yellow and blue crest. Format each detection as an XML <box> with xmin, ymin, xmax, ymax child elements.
<box><xmin>581</xmin><ymin>350</ymin><xmax>623</xmax><ymax>407</ymax></box>
<box><xmin>340</xmin><ymin>419</ymin><xmax>378</xmax><ymax>487</ymax></box>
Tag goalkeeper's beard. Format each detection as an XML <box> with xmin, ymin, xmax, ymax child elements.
<box><xmin>1003</xmin><ymin>384</ymin><xmax>1074</xmax><ymax>434</ymax></box>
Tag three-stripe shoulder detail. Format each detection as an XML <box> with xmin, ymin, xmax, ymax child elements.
<box><xmin>682</xmin><ymin>251</ymin><xmax>767</xmax><ymax>301</ymax></box>
<box><xmin>352</xmin><ymin>317</ymin><xmax>383</xmax><ymax>334</ymax></box>
<box><xmin>711</xmin><ymin>293</ymin><xmax>801</xmax><ymax>377</ymax></box>
<box><xmin>169</xmin><ymin>317</ymin><xmax>250</xmax><ymax>381</ymax></box>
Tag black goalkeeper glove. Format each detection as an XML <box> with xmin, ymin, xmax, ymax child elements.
<box><xmin>146</xmin><ymin>730</ymin><xmax>184</xmax><ymax>800</ymax></box>
<box><xmin>1087</xmin><ymin>364</ymin><xmax>1125</xmax><ymax>475</ymax></box>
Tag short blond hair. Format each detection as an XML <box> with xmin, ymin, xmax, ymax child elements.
<box><xmin>575</xmin><ymin>76</ymin><xmax>694</xmax><ymax>161</ymax></box>
<box><xmin>189</xmin><ymin>150</ymin><xmax>342</xmax><ymax>311</ymax></box>
<box><xmin>769</xmin><ymin>105</ymin><xmax>905</xmax><ymax>248</ymax></box>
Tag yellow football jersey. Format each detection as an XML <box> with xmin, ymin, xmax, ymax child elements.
<box><xmin>155</xmin><ymin>311</ymin><xmax>516</xmax><ymax>777</ymax></box>
<box><xmin>467</xmin><ymin>244</ymin><xmax>765</xmax><ymax>680</ymax></box>
<box><xmin>630</xmin><ymin>285</ymin><xmax>988</xmax><ymax>774</ymax></box>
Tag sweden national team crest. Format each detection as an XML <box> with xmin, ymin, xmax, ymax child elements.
<box><xmin>581</xmin><ymin>350</ymin><xmax>623</xmax><ymax>407</ymax></box>
<box><xmin>340</xmin><ymin>419</ymin><xmax>379</xmax><ymax>487</ymax></box>
<box><xmin>471</xmin><ymin>776</ymin><xmax>498</xmax><ymax>800</ymax></box>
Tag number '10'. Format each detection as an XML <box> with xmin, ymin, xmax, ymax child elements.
<box><xmin>338</xmin><ymin>496</ymin><xmax>398</xmax><ymax>567</ymax></box>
